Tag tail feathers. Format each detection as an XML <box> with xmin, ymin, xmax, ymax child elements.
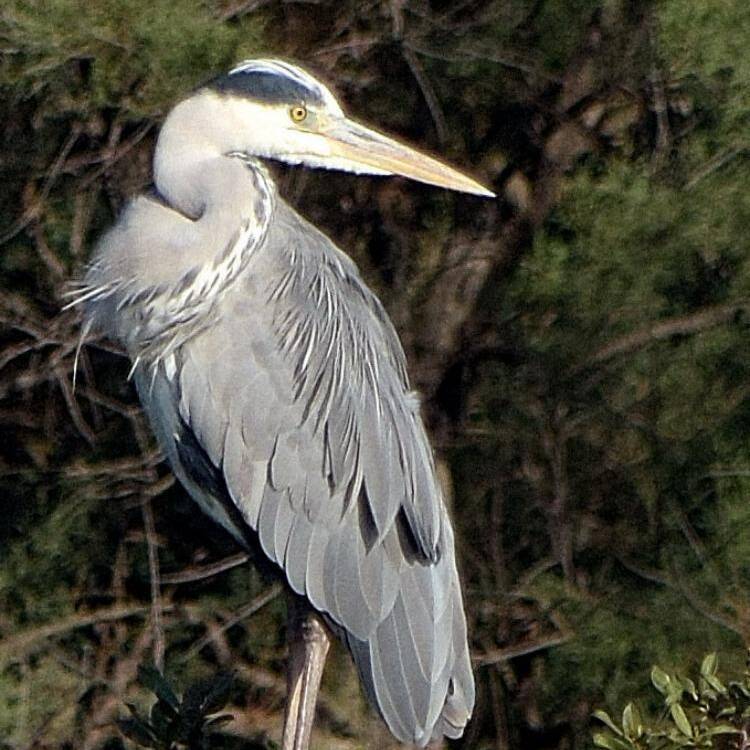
<box><xmin>345</xmin><ymin>572</ymin><xmax>474</xmax><ymax>747</ymax></box>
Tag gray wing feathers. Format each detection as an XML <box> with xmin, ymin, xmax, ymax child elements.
<box><xmin>345</xmin><ymin>536</ymin><xmax>475</xmax><ymax>746</ymax></box>
<box><xmin>160</xmin><ymin>200</ymin><xmax>473</xmax><ymax>743</ymax></box>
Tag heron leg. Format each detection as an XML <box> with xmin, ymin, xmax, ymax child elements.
<box><xmin>281</xmin><ymin>593</ymin><xmax>331</xmax><ymax>750</ymax></box>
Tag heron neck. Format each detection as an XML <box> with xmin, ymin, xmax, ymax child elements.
<box><xmin>155</xmin><ymin>153</ymin><xmax>250</xmax><ymax>226</ymax></box>
<box><xmin>154</xmin><ymin>93</ymin><xmax>252</xmax><ymax>224</ymax></box>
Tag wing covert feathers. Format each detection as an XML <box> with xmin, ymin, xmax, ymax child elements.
<box><xmin>143</xmin><ymin>200</ymin><xmax>474</xmax><ymax>744</ymax></box>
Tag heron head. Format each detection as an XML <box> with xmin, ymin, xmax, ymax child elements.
<box><xmin>201</xmin><ymin>59</ymin><xmax>494</xmax><ymax>198</ymax></box>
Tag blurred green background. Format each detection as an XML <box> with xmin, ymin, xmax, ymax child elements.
<box><xmin>1</xmin><ymin>0</ymin><xmax>749</xmax><ymax>748</ymax></box>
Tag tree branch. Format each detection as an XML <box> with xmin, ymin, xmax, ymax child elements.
<box><xmin>576</xmin><ymin>302</ymin><xmax>749</xmax><ymax>371</ymax></box>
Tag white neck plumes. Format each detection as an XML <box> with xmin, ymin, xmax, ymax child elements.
<box><xmin>76</xmin><ymin>93</ymin><xmax>277</xmax><ymax>367</ymax></box>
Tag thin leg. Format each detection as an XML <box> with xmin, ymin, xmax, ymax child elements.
<box><xmin>281</xmin><ymin>593</ymin><xmax>331</xmax><ymax>750</ymax></box>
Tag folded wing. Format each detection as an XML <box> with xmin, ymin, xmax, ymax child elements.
<box><xmin>137</xmin><ymin>200</ymin><xmax>474</xmax><ymax>745</ymax></box>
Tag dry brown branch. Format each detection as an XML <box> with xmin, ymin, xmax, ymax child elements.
<box><xmin>616</xmin><ymin>555</ymin><xmax>745</xmax><ymax>637</ymax></box>
<box><xmin>63</xmin><ymin>454</ymin><xmax>161</xmax><ymax>480</ymax></box>
<box><xmin>401</xmin><ymin>45</ymin><xmax>447</xmax><ymax>143</ymax></box>
<box><xmin>541</xmin><ymin>422</ymin><xmax>574</xmax><ymax>583</ymax></box>
<box><xmin>78</xmin><ymin>121</ymin><xmax>153</xmax><ymax>189</ymax></box>
<box><xmin>31</xmin><ymin>221</ymin><xmax>66</xmax><ymax>282</ymax></box>
<box><xmin>650</xmin><ymin>65</ymin><xmax>671</xmax><ymax>168</ymax></box>
<box><xmin>216</xmin><ymin>0</ymin><xmax>273</xmax><ymax>21</ymax></box>
<box><xmin>0</xmin><ymin>125</ymin><xmax>82</xmax><ymax>245</ymax></box>
<box><xmin>69</xmin><ymin>187</ymin><xmax>99</xmax><ymax>260</ymax></box>
<box><xmin>83</xmin><ymin>620</ymin><xmax>155</xmax><ymax>750</ymax></box>
<box><xmin>141</xmin><ymin>499</ymin><xmax>165</xmax><ymax>672</ymax></box>
<box><xmin>311</xmin><ymin>36</ymin><xmax>380</xmax><ymax>59</ymax></box>
<box><xmin>577</xmin><ymin>301</ymin><xmax>750</xmax><ymax>370</ymax></box>
<box><xmin>685</xmin><ymin>146</ymin><xmax>746</xmax><ymax>190</ymax></box>
<box><xmin>487</xmin><ymin>668</ymin><xmax>510</xmax><ymax>750</ymax></box>
<box><xmin>472</xmin><ymin>632</ymin><xmax>573</xmax><ymax>668</ymax></box>
<box><xmin>184</xmin><ymin>583</ymin><xmax>283</xmax><ymax>659</ymax></box>
<box><xmin>0</xmin><ymin>604</ymin><xmax>157</xmax><ymax>665</ymax></box>
<box><xmin>232</xmin><ymin>661</ymin><xmax>363</xmax><ymax>744</ymax></box>
<box><xmin>54</xmin><ymin>362</ymin><xmax>96</xmax><ymax>444</ymax></box>
<box><xmin>76</xmin><ymin>384</ymin><xmax>142</xmax><ymax>421</ymax></box>
<box><xmin>404</xmin><ymin>40</ymin><xmax>555</xmax><ymax>82</ymax></box>
<box><xmin>161</xmin><ymin>551</ymin><xmax>252</xmax><ymax>584</ymax></box>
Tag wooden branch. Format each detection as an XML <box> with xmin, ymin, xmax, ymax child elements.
<box><xmin>161</xmin><ymin>551</ymin><xmax>252</xmax><ymax>584</ymax></box>
<box><xmin>0</xmin><ymin>605</ymin><xmax>157</xmax><ymax>665</ymax></box>
<box><xmin>54</xmin><ymin>363</ymin><xmax>96</xmax><ymax>444</ymax></box>
<box><xmin>616</xmin><ymin>555</ymin><xmax>744</xmax><ymax>637</ymax></box>
<box><xmin>576</xmin><ymin>301</ymin><xmax>749</xmax><ymax>371</ymax></box>
<box><xmin>77</xmin><ymin>121</ymin><xmax>153</xmax><ymax>189</ymax></box>
<box><xmin>183</xmin><ymin>583</ymin><xmax>283</xmax><ymax>659</ymax></box>
<box><xmin>685</xmin><ymin>147</ymin><xmax>746</xmax><ymax>190</ymax></box>
<box><xmin>401</xmin><ymin>45</ymin><xmax>447</xmax><ymax>143</ymax></box>
<box><xmin>0</xmin><ymin>125</ymin><xmax>81</xmax><ymax>245</ymax></box>
<box><xmin>650</xmin><ymin>65</ymin><xmax>671</xmax><ymax>168</ymax></box>
<box><xmin>472</xmin><ymin>632</ymin><xmax>573</xmax><ymax>667</ymax></box>
<box><xmin>141</xmin><ymin>499</ymin><xmax>165</xmax><ymax>672</ymax></box>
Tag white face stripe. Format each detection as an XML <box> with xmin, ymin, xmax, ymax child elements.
<box><xmin>228</xmin><ymin>58</ymin><xmax>343</xmax><ymax>115</ymax></box>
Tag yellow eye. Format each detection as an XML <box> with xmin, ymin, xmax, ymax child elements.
<box><xmin>289</xmin><ymin>104</ymin><xmax>308</xmax><ymax>123</ymax></box>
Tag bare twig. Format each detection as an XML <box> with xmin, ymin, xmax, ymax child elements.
<box><xmin>69</xmin><ymin>187</ymin><xmax>99</xmax><ymax>260</ymax></box>
<box><xmin>161</xmin><ymin>551</ymin><xmax>252</xmax><ymax>584</ymax></box>
<box><xmin>576</xmin><ymin>301</ymin><xmax>750</xmax><ymax>370</ymax></box>
<box><xmin>184</xmin><ymin>583</ymin><xmax>283</xmax><ymax>660</ymax></box>
<box><xmin>217</xmin><ymin>0</ymin><xmax>273</xmax><ymax>21</ymax></box>
<box><xmin>404</xmin><ymin>41</ymin><xmax>555</xmax><ymax>82</ymax></box>
<box><xmin>141</xmin><ymin>473</ymin><xmax>175</xmax><ymax>499</ymax></box>
<box><xmin>472</xmin><ymin>632</ymin><xmax>572</xmax><ymax>667</ymax></box>
<box><xmin>78</xmin><ymin>121</ymin><xmax>153</xmax><ymax>189</ymax></box>
<box><xmin>54</xmin><ymin>363</ymin><xmax>96</xmax><ymax>444</ymax></box>
<box><xmin>31</xmin><ymin>222</ymin><xmax>66</xmax><ymax>282</ymax></box>
<box><xmin>0</xmin><ymin>125</ymin><xmax>81</xmax><ymax>246</ymax></box>
<box><xmin>401</xmin><ymin>45</ymin><xmax>447</xmax><ymax>143</ymax></box>
<box><xmin>668</xmin><ymin>497</ymin><xmax>708</xmax><ymax>564</ymax></box>
<box><xmin>685</xmin><ymin>147</ymin><xmax>745</xmax><ymax>190</ymax></box>
<box><xmin>616</xmin><ymin>556</ymin><xmax>744</xmax><ymax>637</ymax></box>
<box><xmin>141</xmin><ymin>499</ymin><xmax>165</xmax><ymax>672</ymax></box>
<box><xmin>0</xmin><ymin>604</ymin><xmax>159</xmax><ymax>665</ymax></box>
<box><xmin>650</xmin><ymin>65</ymin><xmax>671</xmax><ymax>168</ymax></box>
<box><xmin>541</xmin><ymin>420</ymin><xmax>574</xmax><ymax>584</ymax></box>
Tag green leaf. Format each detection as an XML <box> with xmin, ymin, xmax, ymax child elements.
<box><xmin>200</xmin><ymin>670</ymin><xmax>233</xmax><ymax>715</ymax></box>
<box><xmin>622</xmin><ymin>703</ymin><xmax>642</xmax><ymax>740</ymax></box>
<box><xmin>679</xmin><ymin>676</ymin><xmax>698</xmax><ymax>699</ymax></box>
<box><xmin>717</xmin><ymin>706</ymin><xmax>737</xmax><ymax>718</ymax></box>
<box><xmin>670</xmin><ymin>703</ymin><xmax>693</xmax><ymax>738</ymax></box>
<box><xmin>704</xmin><ymin>724</ymin><xmax>740</xmax><ymax>736</ymax></box>
<box><xmin>117</xmin><ymin>716</ymin><xmax>157</xmax><ymax>747</ymax></box>
<box><xmin>701</xmin><ymin>653</ymin><xmax>719</xmax><ymax>678</ymax></box>
<box><xmin>150</xmin><ymin>699</ymin><xmax>178</xmax><ymax>739</ymax></box>
<box><xmin>592</xmin><ymin>709</ymin><xmax>624</xmax><ymax>736</ymax></box>
<box><xmin>181</xmin><ymin>670</ymin><xmax>233</xmax><ymax>729</ymax></box>
<box><xmin>704</xmin><ymin>673</ymin><xmax>728</xmax><ymax>694</ymax></box>
<box><xmin>204</xmin><ymin>713</ymin><xmax>233</xmax><ymax>728</ymax></box>
<box><xmin>730</xmin><ymin>680</ymin><xmax>750</xmax><ymax>698</ymax></box>
<box><xmin>137</xmin><ymin>664</ymin><xmax>180</xmax><ymax>711</ymax></box>
<box><xmin>593</xmin><ymin>732</ymin><xmax>633</xmax><ymax>750</ymax></box>
<box><xmin>652</xmin><ymin>666</ymin><xmax>672</xmax><ymax>695</ymax></box>
<box><xmin>666</xmin><ymin>681</ymin><xmax>685</xmax><ymax>707</ymax></box>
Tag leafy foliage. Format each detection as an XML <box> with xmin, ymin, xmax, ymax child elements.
<box><xmin>1</xmin><ymin>1</ymin><xmax>749</xmax><ymax>749</ymax></box>
<box><xmin>593</xmin><ymin>653</ymin><xmax>750</xmax><ymax>750</ymax></box>
<box><xmin>1</xmin><ymin>0</ymin><xmax>267</xmax><ymax>118</ymax></box>
<box><xmin>117</xmin><ymin>665</ymin><xmax>244</xmax><ymax>750</ymax></box>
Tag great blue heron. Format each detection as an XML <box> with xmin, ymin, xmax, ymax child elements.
<box><xmin>74</xmin><ymin>59</ymin><xmax>493</xmax><ymax>748</ymax></box>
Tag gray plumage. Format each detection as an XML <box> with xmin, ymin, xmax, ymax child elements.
<box><xmin>75</xmin><ymin>59</ymin><xmax>485</xmax><ymax>746</ymax></box>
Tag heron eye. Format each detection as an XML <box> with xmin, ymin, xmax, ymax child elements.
<box><xmin>289</xmin><ymin>105</ymin><xmax>308</xmax><ymax>123</ymax></box>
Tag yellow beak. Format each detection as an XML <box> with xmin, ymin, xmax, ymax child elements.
<box><xmin>321</xmin><ymin>117</ymin><xmax>495</xmax><ymax>198</ymax></box>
